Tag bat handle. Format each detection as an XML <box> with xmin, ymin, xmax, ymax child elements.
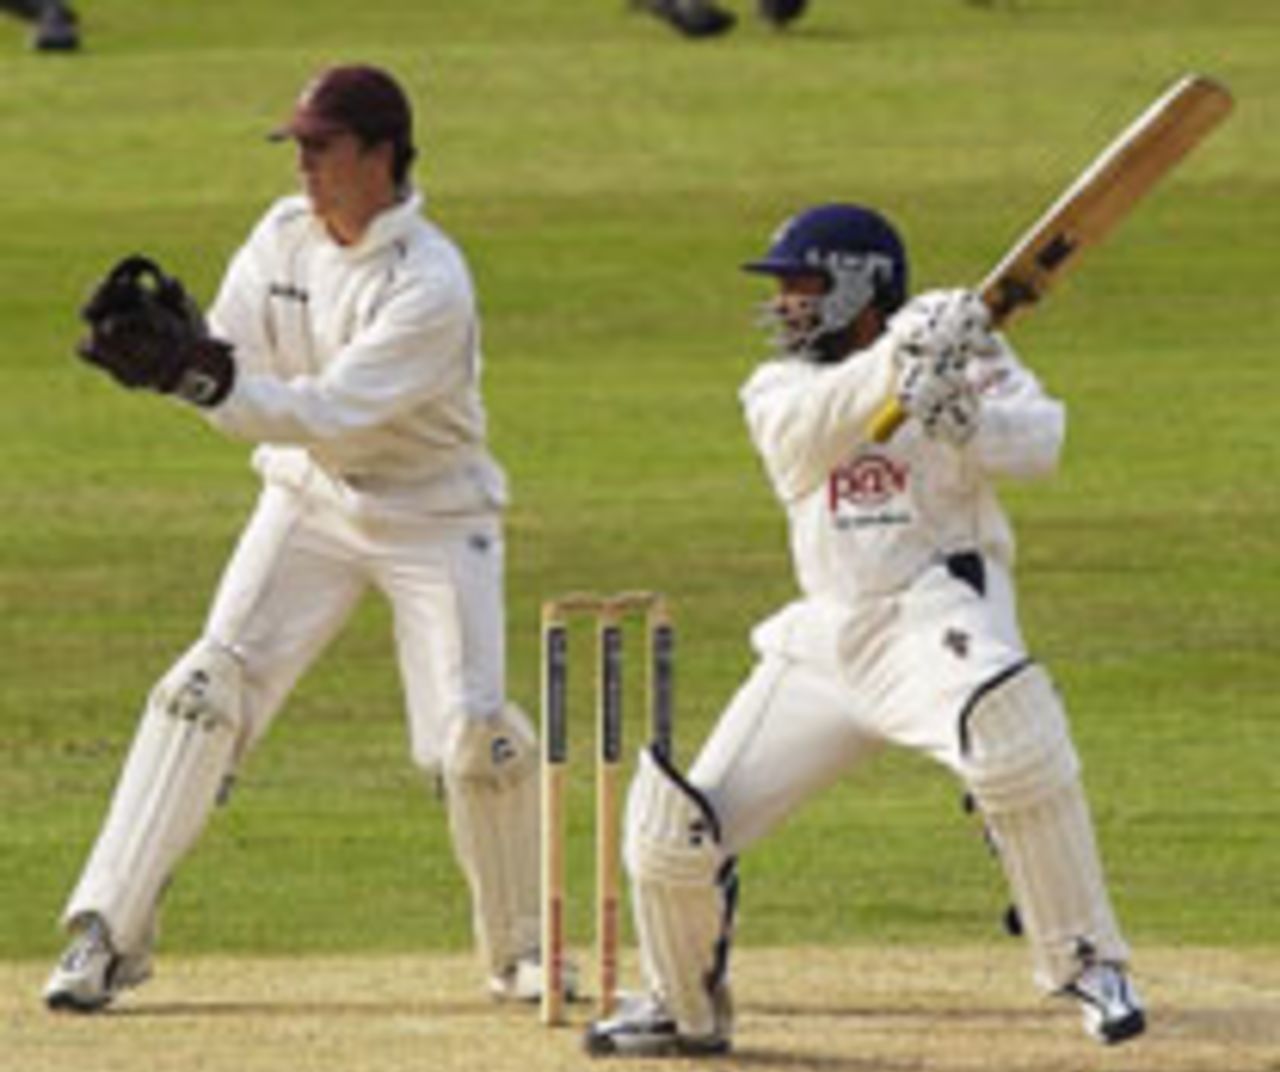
<box><xmin>868</xmin><ymin>398</ymin><xmax>907</xmax><ymax>443</ymax></box>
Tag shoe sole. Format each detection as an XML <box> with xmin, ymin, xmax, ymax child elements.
<box><xmin>584</xmin><ymin>1030</ymin><xmax>730</xmax><ymax>1059</ymax></box>
<box><xmin>44</xmin><ymin>952</ymin><xmax>149</xmax><ymax>1014</ymax></box>
<box><xmin>1097</xmin><ymin>1009</ymin><xmax>1146</xmax><ymax>1045</ymax></box>
<box><xmin>45</xmin><ymin>989</ymin><xmax>112</xmax><ymax>1014</ymax></box>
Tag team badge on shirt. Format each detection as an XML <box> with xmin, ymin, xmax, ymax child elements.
<box><xmin>943</xmin><ymin>628</ymin><xmax>972</xmax><ymax>659</ymax></box>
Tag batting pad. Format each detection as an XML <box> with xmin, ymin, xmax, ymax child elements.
<box><xmin>963</xmin><ymin>666</ymin><xmax>1129</xmax><ymax>990</ymax></box>
<box><xmin>63</xmin><ymin>641</ymin><xmax>244</xmax><ymax>954</ymax></box>
<box><xmin>625</xmin><ymin>746</ymin><xmax>736</xmax><ymax>1038</ymax></box>
<box><xmin>442</xmin><ymin>704</ymin><xmax>541</xmax><ymax>977</ymax></box>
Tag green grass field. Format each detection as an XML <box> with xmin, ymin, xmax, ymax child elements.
<box><xmin>2</xmin><ymin>0</ymin><xmax>1276</xmax><ymax>1006</ymax></box>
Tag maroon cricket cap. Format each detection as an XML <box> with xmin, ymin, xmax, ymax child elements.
<box><xmin>269</xmin><ymin>64</ymin><xmax>413</xmax><ymax>146</ymax></box>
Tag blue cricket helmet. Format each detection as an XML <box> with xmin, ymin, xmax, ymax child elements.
<box><xmin>742</xmin><ymin>204</ymin><xmax>909</xmax><ymax>363</ymax></box>
<box><xmin>744</xmin><ymin>202</ymin><xmax>908</xmax><ymax>313</ymax></box>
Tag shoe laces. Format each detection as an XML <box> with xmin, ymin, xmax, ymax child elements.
<box><xmin>60</xmin><ymin>918</ymin><xmax>113</xmax><ymax>971</ymax></box>
<box><xmin>1070</xmin><ymin>963</ymin><xmax>1133</xmax><ymax>1011</ymax></box>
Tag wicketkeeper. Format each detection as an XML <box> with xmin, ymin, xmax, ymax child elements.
<box><xmin>45</xmin><ymin>64</ymin><xmax>565</xmax><ymax>1011</ymax></box>
<box><xmin>586</xmin><ymin>204</ymin><xmax>1145</xmax><ymax>1056</ymax></box>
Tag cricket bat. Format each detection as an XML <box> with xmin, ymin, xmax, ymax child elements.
<box><xmin>868</xmin><ymin>72</ymin><xmax>1234</xmax><ymax>443</ymax></box>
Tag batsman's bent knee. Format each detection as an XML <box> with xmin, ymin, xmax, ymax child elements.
<box><xmin>960</xmin><ymin>664</ymin><xmax>1079</xmax><ymax>813</ymax></box>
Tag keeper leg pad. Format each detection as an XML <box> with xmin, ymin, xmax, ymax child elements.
<box><xmin>625</xmin><ymin>746</ymin><xmax>736</xmax><ymax>1039</ymax></box>
<box><xmin>442</xmin><ymin>704</ymin><xmax>541</xmax><ymax>977</ymax></box>
<box><xmin>62</xmin><ymin>640</ymin><xmax>245</xmax><ymax>953</ymax></box>
<box><xmin>962</xmin><ymin>666</ymin><xmax>1129</xmax><ymax>989</ymax></box>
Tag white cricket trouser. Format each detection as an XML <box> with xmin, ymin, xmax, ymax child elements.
<box><xmin>207</xmin><ymin>480</ymin><xmax>507</xmax><ymax>770</ymax></box>
<box><xmin>690</xmin><ymin>558</ymin><xmax>1025</xmax><ymax>852</ymax></box>
<box><xmin>62</xmin><ymin>478</ymin><xmax>508</xmax><ymax>949</ymax></box>
<box><xmin>687</xmin><ymin>556</ymin><xmax>1129</xmax><ymax>989</ymax></box>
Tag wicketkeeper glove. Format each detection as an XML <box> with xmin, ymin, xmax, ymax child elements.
<box><xmin>76</xmin><ymin>254</ymin><xmax>235</xmax><ymax>407</ymax></box>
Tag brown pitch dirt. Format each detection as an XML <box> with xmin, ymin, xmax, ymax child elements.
<box><xmin>5</xmin><ymin>946</ymin><xmax>1278</xmax><ymax>1072</ymax></box>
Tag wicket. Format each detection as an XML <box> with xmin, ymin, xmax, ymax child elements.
<box><xmin>539</xmin><ymin>590</ymin><xmax>675</xmax><ymax>1027</ymax></box>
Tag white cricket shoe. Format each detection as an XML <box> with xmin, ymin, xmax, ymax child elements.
<box><xmin>488</xmin><ymin>952</ymin><xmax>579</xmax><ymax>1004</ymax></box>
<box><xmin>584</xmin><ymin>989</ymin><xmax>732</xmax><ymax>1058</ymax></box>
<box><xmin>44</xmin><ymin>915</ymin><xmax>152</xmax><ymax>1013</ymax></box>
<box><xmin>1064</xmin><ymin>962</ymin><xmax>1146</xmax><ymax>1044</ymax></box>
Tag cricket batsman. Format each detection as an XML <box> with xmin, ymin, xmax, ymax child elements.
<box><xmin>45</xmin><ymin>64</ymin><xmax>567</xmax><ymax>1011</ymax></box>
<box><xmin>586</xmin><ymin>204</ymin><xmax>1145</xmax><ymax>1056</ymax></box>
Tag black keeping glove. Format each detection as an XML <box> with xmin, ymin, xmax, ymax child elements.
<box><xmin>76</xmin><ymin>254</ymin><xmax>235</xmax><ymax>407</ymax></box>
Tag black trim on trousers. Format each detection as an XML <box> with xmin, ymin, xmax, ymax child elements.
<box><xmin>957</xmin><ymin>658</ymin><xmax>1036</xmax><ymax>756</ymax></box>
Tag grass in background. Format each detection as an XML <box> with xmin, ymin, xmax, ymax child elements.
<box><xmin>1</xmin><ymin>0</ymin><xmax>1276</xmax><ymax>960</ymax></box>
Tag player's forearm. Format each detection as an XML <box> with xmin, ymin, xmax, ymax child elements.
<box><xmin>206</xmin><ymin>314</ymin><xmax>473</xmax><ymax>444</ymax></box>
<box><xmin>203</xmin><ymin>366</ymin><xmax>421</xmax><ymax>445</ymax></box>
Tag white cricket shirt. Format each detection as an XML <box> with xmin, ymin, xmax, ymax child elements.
<box><xmin>205</xmin><ymin>191</ymin><xmax>507</xmax><ymax>519</ymax></box>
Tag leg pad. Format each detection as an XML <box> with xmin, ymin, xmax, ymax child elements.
<box><xmin>62</xmin><ymin>641</ymin><xmax>244</xmax><ymax>953</ymax></box>
<box><xmin>964</xmin><ymin>667</ymin><xmax>1129</xmax><ymax>988</ymax></box>
<box><xmin>625</xmin><ymin>746</ymin><xmax>735</xmax><ymax>1038</ymax></box>
<box><xmin>442</xmin><ymin>704</ymin><xmax>541</xmax><ymax>977</ymax></box>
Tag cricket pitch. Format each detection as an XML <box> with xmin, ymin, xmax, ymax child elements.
<box><xmin>5</xmin><ymin>945</ymin><xmax>1277</xmax><ymax>1072</ymax></box>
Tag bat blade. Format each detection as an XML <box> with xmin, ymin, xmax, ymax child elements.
<box><xmin>979</xmin><ymin>74</ymin><xmax>1234</xmax><ymax>325</ymax></box>
<box><xmin>869</xmin><ymin>73</ymin><xmax>1234</xmax><ymax>443</ymax></box>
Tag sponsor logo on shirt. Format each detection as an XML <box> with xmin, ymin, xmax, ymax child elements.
<box><xmin>268</xmin><ymin>282</ymin><xmax>309</xmax><ymax>304</ymax></box>
<box><xmin>827</xmin><ymin>453</ymin><xmax>912</xmax><ymax>530</ymax></box>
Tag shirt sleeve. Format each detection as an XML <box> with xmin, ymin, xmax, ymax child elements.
<box><xmin>740</xmin><ymin>338</ymin><xmax>899</xmax><ymax>502</ymax></box>
<box><xmin>967</xmin><ymin>335</ymin><xmax>1066</xmax><ymax>480</ymax></box>
<box><xmin>206</xmin><ymin>260</ymin><xmax>475</xmax><ymax>446</ymax></box>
